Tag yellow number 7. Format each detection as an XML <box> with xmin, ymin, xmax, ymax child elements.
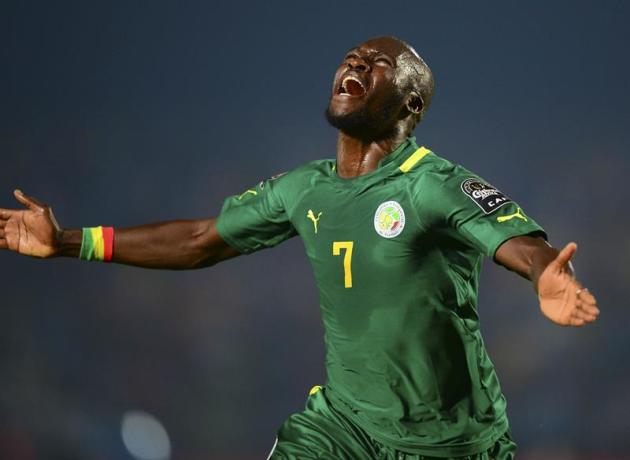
<box><xmin>332</xmin><ymin>241</ymin><xmax>354</xmax><ymax>288</ymax></box>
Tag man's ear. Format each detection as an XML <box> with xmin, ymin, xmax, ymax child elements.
<box><xmin>405</xmin><ymin>92</ymin><xmax>424</xmax><ymax>115</ymax></box>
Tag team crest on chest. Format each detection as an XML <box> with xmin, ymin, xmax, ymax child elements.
<box><xmin>374</xmin><ymin>201</ymin><xmax>405</xmax><ymax>238</ymax></box>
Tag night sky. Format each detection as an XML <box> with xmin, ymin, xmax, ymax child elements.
<box><xmin>2</xmin><ymin>1</ymin><xmax>629</xmax><ymax>459</ymax></box>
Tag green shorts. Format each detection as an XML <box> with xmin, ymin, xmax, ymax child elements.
<box><xmin>268</xmin><ymin>386</ymin><xmax>516</xmax><ymax>460</ymax></box>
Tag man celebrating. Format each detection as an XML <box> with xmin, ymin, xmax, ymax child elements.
<box><xmin>0</xmin><ymin>37</ymin><xmax>599</xmax><ymax>459</ymax></box>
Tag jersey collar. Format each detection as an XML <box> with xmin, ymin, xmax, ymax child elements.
<box><xmin>330</xmin><ymin>137</ymin><xmax>432</xmax><ymax>190</ymax></box>
<box><xmin>378</xmin><ymin>137</ymin><xmax>420</xmax><ymax>169</ymax></box>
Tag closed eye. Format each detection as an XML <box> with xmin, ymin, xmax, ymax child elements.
<box><xmin>374</xmin><ymin>56</ymin><xmax>393</xmax><ymax>66</ymax></box>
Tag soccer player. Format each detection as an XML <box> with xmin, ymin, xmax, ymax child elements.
<box><xmin>0</xmin><ymin>36</ymin><xmax>599</xmax><ymax>459</ymax></box>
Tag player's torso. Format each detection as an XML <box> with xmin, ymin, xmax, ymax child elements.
<box><xmin>282</xmin><ymin>159</ymin><xmax>472</xmax><ymax>340</ymax></box>
<box><xmin>273</xmin><ymin>154</ymin><xmax>506</xmax><ymax>451</ymax></box>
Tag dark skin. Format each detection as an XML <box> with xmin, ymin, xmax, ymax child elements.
<box><xmin>330</xmin><ymin>39</ymin><xmax>421</xmax><ymax>177</ymax></box>
<box><xmin>0</xmin><ymin>37</ymin><xmax>599</xmax><ymax>327</ymax></box>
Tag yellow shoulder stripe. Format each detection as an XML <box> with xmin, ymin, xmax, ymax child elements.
<box><xmin>399</xmin><ymin>146</ymin><xmax>432</xmax><ymax>173</ymax></box>
<box><xmin>237</xmin><ymin>189</ymin><xmax>258</xmax><ymax>200</ymax></box>
<box><xmin>308</xmin><ymin>385</ymin><xmax>322</xmax><ymax>396</ymax></box>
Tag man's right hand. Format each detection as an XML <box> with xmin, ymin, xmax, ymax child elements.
<box><xmin>1</xmin><ymin>189</ymin><xmax>240</xmax><ymax>268</ymax></box>
<box><xmin>0</xmin><ymin>190</ymin><xmax>61</xmax><ymax>258</ymax></box>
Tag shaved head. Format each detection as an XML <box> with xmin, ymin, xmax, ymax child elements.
<box><xmin>363</xmin><ymin>36</ymin><xmax>435</xmax><ymax>121</ymax></box>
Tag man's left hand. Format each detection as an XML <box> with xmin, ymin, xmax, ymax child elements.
<box><xmin>537</xmin><ymin>242</ymin><xmax>600</xmax><ymax>327</ymax></box>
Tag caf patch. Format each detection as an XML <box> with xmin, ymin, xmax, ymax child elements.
<box><xmin>460</xmin><ymin>178</ymin><xmax>512</xmax><ymax>214</ymax></box>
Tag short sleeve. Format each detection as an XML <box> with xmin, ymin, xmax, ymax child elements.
<box><xmin>215</xmin><ymin>173</ymin><xmax>297</xmax><ymax>254</ymax></box>
<box><xmin>423</xmin><ymin>168</ymin><xmax>547</xmax><ymax>259</ymax></box>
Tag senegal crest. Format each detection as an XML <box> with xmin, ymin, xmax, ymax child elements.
<box><xmin>374</xmin><ymin>201</ymin><xmax>405</xmax><ymax>238</ymax></box>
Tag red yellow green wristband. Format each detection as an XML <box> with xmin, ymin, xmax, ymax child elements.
<box><xmin>79</xmin><ymin>226</ymin><xmax>114</xmax><ymax>262</ymax></box>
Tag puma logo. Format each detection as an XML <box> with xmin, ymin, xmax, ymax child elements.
<box><xmin>497</xmin><ymin>207</ymin><xmax>527</xmax><ymax>223</ymax></box>
<box><xmin>306</xmin><ymin>209</ymin><xmax>323</xmax><ymax>234</ymax></box>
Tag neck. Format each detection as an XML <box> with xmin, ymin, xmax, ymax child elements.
<box><xmin>335</xmin><ymin>130</ymin><xmax>409</xmax><ymax>178</ymax></box>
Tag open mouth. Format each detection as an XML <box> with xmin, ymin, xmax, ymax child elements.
<box><xmin>338</xmin><ymin>75</ymin><xmax>367</xmax><ymax>97</ymax></box>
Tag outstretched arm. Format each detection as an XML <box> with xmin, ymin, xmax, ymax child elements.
<box><xmin>0</xmin><ymin>189</ymin><xmax>240</xmax><ymax>269</ymax></box>
<box><xmin>495</xmin><ymin>235</ymin><xmax>600</xmax><ymax>327</ymax></box>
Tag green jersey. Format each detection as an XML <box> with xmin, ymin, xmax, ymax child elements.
<box><xmin>216</xmin><ymin>137</ymin><xmax>546</xmax><ymax>457</ymax></box>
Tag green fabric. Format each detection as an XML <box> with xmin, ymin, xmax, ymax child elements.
<box><xmin>79</xmin><ymin>227</ymin><xmax>96</xmax><ymax>261</ymax></box>
<box><xmin>270</xmin><ymin>388</ymin><xmax>516</xmax><ymax>459</ymax></box>
<box><xmin>217</xmin><ymin>138</ymin><xmax>545</xmax><ymax>456</ymax></box>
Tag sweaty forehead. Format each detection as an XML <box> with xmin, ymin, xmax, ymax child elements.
<box><xmin>356</xmin><ymin>37</ymin><xmax>409</xmax><ymax>59</ymax></box>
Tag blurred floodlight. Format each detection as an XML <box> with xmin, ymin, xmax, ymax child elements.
<box><xmin>121</xmin><ymin>410</ymin><xmax>171</xmax><ymax>460</ymax></box>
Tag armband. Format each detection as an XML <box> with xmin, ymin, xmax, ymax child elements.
<box><xmin>79</xmin><ymin>226</ymin><xmax>114</xmax><ymax>262</ymax></box>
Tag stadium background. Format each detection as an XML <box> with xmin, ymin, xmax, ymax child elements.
<box><xmin>1</xmin><ymin>1</ymin><xmax>628</xmax><ymax>459</ymax></box>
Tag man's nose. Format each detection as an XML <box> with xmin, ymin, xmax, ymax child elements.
<box><xmin>347</xmin><ymin>57</ymin><xmax>371</xmax><ymax>73</ymax></box>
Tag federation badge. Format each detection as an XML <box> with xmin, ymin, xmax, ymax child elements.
<box><xmin>460</xmin><ymin>178</ymin><xmax>512</xmax><ymax>214</ymax></box>
<box><xmin>374</xmin><ymin>201</ymin><xmax>405</xmax><ymax>238</ymax></box>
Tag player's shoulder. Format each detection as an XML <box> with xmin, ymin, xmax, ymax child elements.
<box><xmin>406</xmin><ymin>148</ymin><xmax>479</xmax><ymax>188</ymax></box>
<box><xmin>289</xmin><ymin>158</ymin><xmax>335</xmax><ymax>176</ymax></box>
<box><xmin>275</xmin><ymin>158</ymin><xmax>333</xmax><ymax>181</ymax></box>
<box><xmin>404</xmin><ymin>148</ymin><xmax>510</xmax><ymax>215</ymax></box>
<box><xmin>261</xmin><ymin>158</ymin><xmax>334</xmax><ymax>193</ymax></box>
<box><xmin>409</xmin><ymin>149</ymin><xmax>518</xmax><ymax>215</ymax></box>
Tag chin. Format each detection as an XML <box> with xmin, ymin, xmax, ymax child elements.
<box><xmin>326</xmin><ymin>104</ymin><xmax>368</xmax><ymax>134</ymax></box>
<box><xmin>325</xmin><ymin>100</ymin><xmax>398</xmax><ymax>141</ymax></box>
<box><xmin>325</xmin><ymin>85</ymin><xmax>407</xmax><ymax>139</ymax></box>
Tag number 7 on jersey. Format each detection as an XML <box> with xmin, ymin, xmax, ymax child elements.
<box><xmin>332</xmin><ymin>241</ymin><xmax>354</xmax><ymax>288</ymax></box>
